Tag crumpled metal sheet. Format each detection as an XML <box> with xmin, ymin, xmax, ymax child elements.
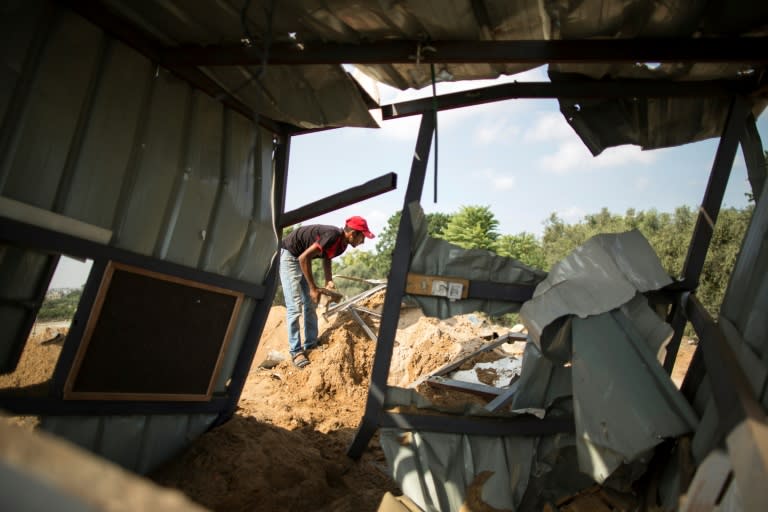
<box><xmin>572</xmin><ymin>310</ymin><xmax>698</xmax><ymax>483</ymax></box>
<box><xmin>201</xmin><ymin>64</ymin><xmax>380</xmax><ymax>129</ymax></box>
<box><xmin>520</xmin><ymin>229</ymin><xmax>672</xmax><ymax>358</ymax></box>
<box><xmin>100</xmin><ymin>0</ymin><xmax>768</xmax><ymax>137</ymax></box>
<box><xmin>99</xmin><ymin>0</ymin><xmax>381</xmax><ymax>129</ymax></box>
<box><xmin>379</xmin><ymin>428</ymin><xmax>537</xmax><ymax>512</ymax></box>
<box><xmin>549</xmin><ymin>69</ymin><xmax>768</xmax><ymax>155</ymax></box>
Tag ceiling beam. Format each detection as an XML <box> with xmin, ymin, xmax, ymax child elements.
<box><xmin>381</xmin><ymin>79</ymin><xmax>761</xmax><ymax>119</ymax></box>
<box><xmin>59</xmin><ymin>0</ymin><xmax>290</xmax><ymax>135</ymax></box>
<box><xmin>161</xmin><ymin>38</ymin><xmax>768</xmax><ymax>66</ymax></box>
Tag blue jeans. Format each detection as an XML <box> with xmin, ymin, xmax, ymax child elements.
<box><xmin>279</xmin><ymin>249</ymin><xmax>318</xmax><ymax>356</ymax></box>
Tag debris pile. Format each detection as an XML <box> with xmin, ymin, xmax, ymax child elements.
<box><xmin>149</xmin><ymin>289</ymin><xmax>521</xmax><ymax>511</ymax></box>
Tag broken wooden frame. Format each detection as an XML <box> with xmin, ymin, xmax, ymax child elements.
<box><xmin>63</xmin><ymin>261</ymin><xmax>244</xmax><ymax>401</ymax></box>
<box><xmin>346</xmin><ymin>88</ymin><xmax>765</xmax><ymax>463</ymax></box>
<box><xmin>422</xmin><ymin>333</ymin><xmax>526</xmax><ymax>408</ymax></box>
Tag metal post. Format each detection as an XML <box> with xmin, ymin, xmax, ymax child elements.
<box><xmin>663</xmin><ymin>96</ymin><xmax>749</xmax><ymax>373</ymax></box>
<box><xmin>347</xmin><ymin>113</ymin><xmax>435</xmax><ymax>458</ymax></box>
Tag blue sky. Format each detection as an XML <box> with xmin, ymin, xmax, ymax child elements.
<box><xmin>287</xmin><ymin>65</ymin><xmax>766</xmax><ymax>248</ymax></box>
<box><xmin>50</xmin><ymin>66</ymin><xmax>766</xmax><ymax>288</ymax></box>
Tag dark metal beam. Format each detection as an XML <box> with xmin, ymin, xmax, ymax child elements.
<box><xmin>0</xmin><ymin>394</ymin><xmax>230</xmax><ymax>415</ymax></box>
<box><xmin>468</xmin><ymin>280</ymin><xmax>536</xmax><ymax>302</ymax></box>
<box><xmin>684</xmin><ymin>294</ymin><xmax>767</xmax><ymax>436</ymax></box>
<box><xmin>279</xmin><ymin>172</ymin><xmax>397</xmax><ymax>228</ymax></box>
<box><xmin>379</xmin><ymin>412</ymin><xmax>574</xmax><ymax>436</ymax></box>
<box><xmin>162</xmin><ymin>38</ymin><xmax>768</xmax><ymax>66</ymax></box>
<box><xmin>0</xmin><ymin>216</ymin><xmax>266</xmax><ymax>298</ymax></box>
<box><xmin>58</xmin><ymin>0</ymin><xmax>288</xmax><ymax>135</ymax></box>
<box><xmin>680</xmin><ymin>96</ymin><xmax>749</xmax><ymax>288</ymax></box>
<box><xmin>741</xmin><ymin>113</ymin><xmax>766</xmax><ymax>202</ymax></box>
<box><xmin>214</xmin><ymin>260</ymin><xmax>280</xmax><ymax>427</ymax></box>
<box><xmin>347</xmin><ymin>113</ymin><xmax>435</xmax><ymax>459</ymax></box>
<box><xmin>663</xmin><ymin>96</ymin><xmax>748</xmax><ymax>377</ymax></box>
<box><xmin>382</xmin><ymin>80</ymin><xmax>757</xmax><ymax>119</ymax></box>
<box><xmin>50</xmin><ymin>259</ymin><xmax>107</xmax><ymax>396</ymax></box>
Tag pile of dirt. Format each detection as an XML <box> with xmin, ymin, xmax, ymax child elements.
<box><xmin>149</xmin><ymin>291</ymin><xmax>510</xmax><ymax>511</ymax></box>
<box><xmin>0</xmin><ymin>322</ymin><xmax>67</xmax><ymax>399</ymax></box>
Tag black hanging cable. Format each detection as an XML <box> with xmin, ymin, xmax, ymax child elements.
<box><xmin>430</xmin><ymin>62</ymin><xmax>439</xmax><ymax>203</ymax></box>
<box><xmin>216</xmin><ymin>0</ymin><xmax>276</xmax><ymax>101</ymax></box>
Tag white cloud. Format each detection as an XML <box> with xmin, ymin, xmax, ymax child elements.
<box><xmin>473</xmin><ymin>168</ymin><xmax>516</xmax><ymax>191</ymax></box>
<box><xmin>524</xmin><ymin>112</ymin><xmax>574</xmax><ymax>143</ymax></box>
<box><xmin>538</xmin><ymin>143</ymin><xmax>657</xmax><ymax>175</ymax></box>
<box><xmin>473</xmin><ymin>118</ymin><xmax>521</xmax><ymax>146</ymax></box>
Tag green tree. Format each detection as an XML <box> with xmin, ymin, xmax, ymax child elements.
<box><xmin>332</xmin><ymin>250</ymin><xmax>381</xmax><ymax>296</ymax></box>
<box><xmin>541</xmin><ymin>205</ymin><xmax>751</xmax><ymax>322</ymax></box>
<box><xmin>439</xmin><ymin>205</ymin><xmax>499</xmax><ymax>250</ymax></box>
<box><xmin>494</xmin><ymin>232</ymin><xmax>547</xmax><ymax>270</ymax></box>
<box><xmin>372</xmin><ymin>210</ymin><xmax>452</xmax><ymax>277</ymax></box>
<box><xmin>37</xmin><ymin>288</ymin><xmax>82</xmax><ymax>321</ymax></box>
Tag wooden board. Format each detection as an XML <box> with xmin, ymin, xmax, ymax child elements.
<box><xmin>63</xmin><ymin>262</ymin><xmax>243</xmax><ymax>401</ymax></box>
<box><xmin>405</xmin><ymin>272</ymin><xmax>469</xmax><ymax>300</ymax></box>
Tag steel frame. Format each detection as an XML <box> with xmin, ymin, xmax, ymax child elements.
<box><xmin>347</xmin><ymin>91</ymin><xmax>764</xmax><ymax>460</ymax></box>
<box><xmin>280</xmin><ymin>172</ymin><xmax>397</xmax><ymax>228</ymax></box>
<box><xmin>162</xmin><ymin>38</ymin><xmax>768</xmax><ymax>66</ymax></box>
<box><xmin>0</xmin><ymin>137</ymin><xmax>286</xmax><ymax>418</ymax></box>
<box><xmin>12</xmin><ymin>0</ymin><xmax>766</xmax><ymax>467</ymax></box>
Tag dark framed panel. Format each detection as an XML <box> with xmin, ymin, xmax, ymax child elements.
<box><xmin>63</xmin><ymin>262</ymin><xmax>243</xmax><ymax>401</ymax></box>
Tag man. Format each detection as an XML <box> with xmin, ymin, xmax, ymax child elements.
<box><xmin>279</xmin><ymin>216</ymin><xmax>375</xmax><ymax>368</ymax></box>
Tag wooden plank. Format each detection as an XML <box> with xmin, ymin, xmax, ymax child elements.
<box><xmin>405</xmin><ymin>272</ymin><xmax>469</xmax><ymax>300</ymax></box>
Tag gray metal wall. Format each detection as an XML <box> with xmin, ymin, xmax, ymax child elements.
<box><xmin>690</xmin><ymin>177</ymin><xmax>768</xmax><ymax>463</ymax></box>
<box><xmin>1</xmin><ymin>1</ymin><xmax>277</xmax><ymax>473</ymax></box>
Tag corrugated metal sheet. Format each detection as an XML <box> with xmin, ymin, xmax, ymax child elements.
<box><xmin>688</xmin><ymin>177</ymin><xmax>768</xmax><ymax>467</ymax></box>
<box><xmin>520</xmin><ymin>229</ymin><xmax>673</xmax><ymax>360</ymax></box>
<box><xmin>1</xmin><ymin>0</ymin><xmax>766</xmax><ymax>497</ymax></box>
<box><xmin>0</xmin><ymin>1</ymin><xmax>277</xmax><ymax>474</ymax></box>
<box><xmin>97</xmin><ymin>0</ymin><xmax>381</xmax><ymax>129</ymax></box>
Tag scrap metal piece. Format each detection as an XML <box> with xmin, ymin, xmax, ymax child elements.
<box><xmin>323</xmin><ymin>283</ymin><xmax>387</xmax><ymax>318</ymax></box>
<box><xmin>348</xmin><ymin>306</ymin><xmax>378</xmax><ymax>342</ymax></box>
<box><xmin>425</xmin><ymin>375</ymin><xmax>503</xmax><ymax>399</ymax></box>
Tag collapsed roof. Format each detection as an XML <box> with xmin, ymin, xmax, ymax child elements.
<box><xmin>69</xmin><ymin>0</ymin><xmax>768</xmax><ymax>150</ymax></box>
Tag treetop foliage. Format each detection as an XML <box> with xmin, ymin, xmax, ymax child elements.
<box><xmin>330</xmin><ymin>203</ymin><xmax>754</xmax><ymax>322</ymax></box>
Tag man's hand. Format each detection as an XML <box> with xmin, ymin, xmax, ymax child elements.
<box><xmin>309</xmin><ymin>286</ymin><xmax>321</xmax><ymax>304</ymax></box>
<box><xmin>325</xmin><ymin>280</ymin><xmax>335</xmax><ymax>290</ymax></box>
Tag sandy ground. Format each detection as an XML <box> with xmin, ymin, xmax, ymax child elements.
<box><xmin>147</xmin><ymin>294</ymin><xmax>503</xmax><ymax>512</ymax></box>
<box><xmin>1</xmin><ymin>293</ymin><xmax>697</xmax><ymax>511</ymax></box>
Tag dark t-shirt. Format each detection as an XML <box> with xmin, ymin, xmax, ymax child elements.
<box><xmin>281</xmin><ymin>225</ymin><xmax>348</xmax><ymax>259</ymax></box>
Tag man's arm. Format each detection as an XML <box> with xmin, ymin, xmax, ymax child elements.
<box><xmin>322</xmin><ymin>257</ymin><xmax>334</xmax><ymax>289</ymax></box>
<box><xmin>297</xmin><ymin>244</ymin><xmax>323</xmax><ymax>303</ymax></box>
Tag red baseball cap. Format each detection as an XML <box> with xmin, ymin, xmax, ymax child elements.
<box><xmin>346</xmin><ymin>216</ymin><xmax>375</xmax><ymax>238</ymax></box>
